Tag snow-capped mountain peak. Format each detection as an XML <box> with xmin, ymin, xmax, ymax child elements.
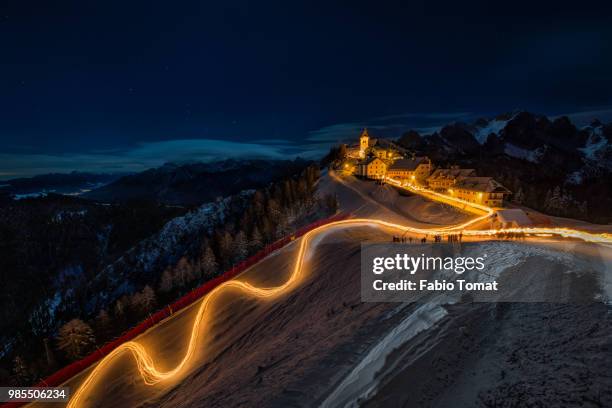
<box><xmin>579</xmin><ymin>122</ymin><xmax>609</xmax><ymax>162</ymax></box>
<box><xmin>471</xmin><ymin>112</ymin><xmax>520</xmax><ymax>145</ymax></box>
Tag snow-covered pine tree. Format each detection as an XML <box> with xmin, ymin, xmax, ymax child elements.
<box><xmin>559</xmin><ymin>188</ymin><xmax>572</xmax><ymax>215</ymax></box>
<box><xmin>513</xmin><ymin>187</ymin><xmax>525</xmax><ymax>204</ymax></box>
<box><xmin>141</xmin><ymin>285</ymin><xmax>156</xmax><ymax>308</ymax></box>
<box><xmin>274</xmin><ymin>215</ymin><xmax>291</xmax><ymax>239</ymax></box>
<box><xmin>219</xmin><ymin>231</ymin><xmax>234</xmax><ymax>268</ymax></box>
<box><xmin>43</xmin><ymin>337</ymin><xmax>56</xmax><ymax>368</ymax></box>
<box><xmin>261</xmin><ymin>217</ymin><xmax>274</xmax><ymax>242</ymax></box>
<box><xmin>267</xmin><ymin>199</ymin><xmax>282</xmax><ymax>223</ymax></box>
<box><xmin>544</xmin><ymin>189</ymin><xmax>552</xmax><ymax>210</ymax></box>
<box><xmin>252</xmin><ymin>191</ymin><xmax>265</xmax><ymax>217</ymax></box>
<box><xmin>249</xmin><ymin>226</ymin><xmax>263</xmax><ymax>252</ymax></box>
<box><xmin>56</xmin><ymin>319</ymin><xmax>96</xmax><ymax>360</ymax></box>
<box><xmin>159</xmin><ymin>267</ymin><xmax>174</xmax><ymax>292</ymax></box>
<box><xmin>94</xmin><ymin>309</ymin><xmax>113</xmax><ymax>340</ymax></box>
<box><xmin>131</xmin><ymin>285</ymin><xmax>156</xmax><ymax>315</ymax></box>
<box><xmin>114</xmin><ymin>297</ymin><xmax>126</xmax><ymax>317</ymax></box>
<box><xmin>174</xmin><ymin>256</ymin><xmax>195</xmax><ymax>288</ymax></box>
<box><xmin>283</xmin><ymin>180</ymin><xmax>295</xmax><ymax>206</ymax></box>
<box><xmin>546</xmin><ymin>186</ymin><xmax>562</xmax><ymax>212</ymax></box>
<box><xmin>199</xmin><ymin>245</ymin><xmax>218</xmax><ymax>278</ymax></box>
<box><xmin>233</xmin><ymin>231</ymin><xmax>248</xmax><ymax>262</ymax></box>
<box><xmin>13</xmin><ymin>356</ymin><xmax>30</xmax><ymax>383</ymax></box>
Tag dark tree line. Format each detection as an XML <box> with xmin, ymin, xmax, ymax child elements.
<box><xmin>321</xmin><ymin>144</ymin><xmax>348</xmax><ymax>167</ymax></box>
<box><xmin>154</xmin><ymin>165</ymin><xmax>332</xmax><ymax>297</ymax></box>
<box><xmin>0</xmin><ymin>196</ymin><xmax>186</xmax><ymax>385</ymax></box>
<box><xmin>2</xmin><ymin>164</ymin><xmax>338</xmax><ymax>386</ymax></box>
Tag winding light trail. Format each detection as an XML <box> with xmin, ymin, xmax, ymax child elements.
<box><xmin>66</xmin><ymin>177</ymin><xmax>612</xmax><ymax>407</ymax></box>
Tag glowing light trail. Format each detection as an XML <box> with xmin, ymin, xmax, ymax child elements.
<box><xmin>65</xmin><ymin>174</ymin><xmax>611</xmax><ymax>407</ymax></box>
<box><xmin>66</xmin><ymin>217</ymin><xmax>612</xmax><ymax>407</ymax></box>
<box><xmin>385</xmin><ymin>176</ymin><xmax>611</xmax><ymax>242</ymax></box>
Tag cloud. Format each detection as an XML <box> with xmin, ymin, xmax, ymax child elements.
<box><xmin>306</xmin><ymin>111</ymin><xmax>472</xmax><ymax>142</ymax></box>
<box><xmin>412</xmin><ymin>126</ymin><xmax>444</xmax><ymax>135</ymax></box>
<box><xmin>373</xmin><ymin>112</ymin><xmax>473</xmax><ymax>121</ymax></box>
<box><xmin>307</xmin><ymin>123</ymin><xmax>411</xmax><ymax>143</ymax></box>
<box><xmin>553</xmin><ymin>107</ymin><xmax>612</xmax><ymax>127</ymax></box>
<box><xmin>0</xmin><ymin>138</ymin><xmax>328</xmax><ymax>180</ymax></box>
<box><xmin>251</xmin><ymin>138</ymin><xmax>297</xmax><ymax>145</ymax></box>
<box><xmin>1</xmin><ymin>110</ymin><xmax>524</xmax><ymax>180</ymax></box>
<box><xmin>128</xmin><ymin>139</ymin><xmax>288</xmax><ymax>162</ymax></box>
<box><xmin>307</xmin><ymin>123</ymin><xmax>368</xmax><ymax>142</ymax></box>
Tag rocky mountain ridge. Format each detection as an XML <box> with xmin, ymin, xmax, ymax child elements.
<box><xmin>83</xmin><ymin>158</ymin><xmax>310</xmax><ymax>205</ymax></box>
<box><xmin>397</xmin><ymin>111</ymin><xmax>612</xmax><ymax>223</ymax></box>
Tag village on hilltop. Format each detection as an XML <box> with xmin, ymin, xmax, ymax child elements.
<box><xmin>340</xmin><ymin>129</ymin><xmax>511</xmax><ymax>207</ymax></box>
<box><xmin>337</xmin><ymin>129</ymin><xmax>538</xmax><ymax>229</ymax></box>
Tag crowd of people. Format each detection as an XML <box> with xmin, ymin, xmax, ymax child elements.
<box><xmin>392</xmin><ymin>230</ymin><xmax>527</xmax><ymax>243</ymax></box>
<box><xmin>391</xmin><ymin>233</ymin><xmax>463</xmax><ymax>244</ymax></box>
<box><xmin>494</xmin><ymin>231</ymin><xmax>526</xmax><ymax>240</ymax></box>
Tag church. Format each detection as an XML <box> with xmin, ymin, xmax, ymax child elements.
<box><xmin>341</xmin><ymin>129</ymin><xmax>512</xmax><ymax>207</ymax></box>
<box><xmin>347</xmin><ymin>129</ymin><xmax>377</xmax><ymax>159</ymax></box>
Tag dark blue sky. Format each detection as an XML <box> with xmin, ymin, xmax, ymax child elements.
<box><xmin>1</xmin><ymin>0</ymin><xmax>612</xmax><ymax>178</ymax></box>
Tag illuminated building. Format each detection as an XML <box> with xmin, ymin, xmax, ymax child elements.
<box><xmin>448</xmin><ymin>176</ymin><xmax>511</xmax><ymax>207</ymax></box>
<box><xmin>359</xmin><ymin>128</ymin><xmax>370</xmax><ymax>158</ymax></box>
<box><xmin>492</xmin><ymin>208</ymin><xmax>533</xmax><ymax>228</ymax></box>
<box><xmin>386</xmin><ymin>156</ymin><xmax>432</xmax><ymax>184</ymax></box>
<box><xmin>427</xmin><ymin>167</ymin><xmax>476</xmax><ymax>190</ymax></box>
<box><xmin>356</xmin><ymin>157</ymin><xmax>387</xmax><ymax>179</ymax></box>
<box><xmin>346</xmin><ymin>129</ymin><xmax>377</xmax><ymax>159</ymax></box>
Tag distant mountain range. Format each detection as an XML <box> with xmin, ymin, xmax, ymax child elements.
<box><xmin>0</xmin><ymin>159</ymin><xmax>312</xmax><ymax>206</ymax></box>
<box><xmin>0</xmin><ymin>171</ymin><xmax>124</xmax><ymax>198</ymax></box>
<box><xmin>4</xmin><ymin>115</ymin><xmax>610</xmax><ymax>221</ymax></box>
<box><xmin>82</xmin><ymin>159</ymin><xmax>311</xmax><ymax>205</ymax></box>
<box><xmin>397</xmin><ymin>111</ymin><xmax>612</xmax><ymax>223</ymax></box>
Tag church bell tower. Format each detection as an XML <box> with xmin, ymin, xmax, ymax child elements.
<box><xmin>359</xmin><ymin>129</ymin><xmax>369</xmax><ymax>158</ymax></box>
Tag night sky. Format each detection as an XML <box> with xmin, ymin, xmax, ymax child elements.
<box><xmin>1</xmin><ymin>0</ymin><xmax>612</xmax><ymax>178</ymax></box>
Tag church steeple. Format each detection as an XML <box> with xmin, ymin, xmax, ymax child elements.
<box><xmin>359</xmin><ymin>128</ymin><xmax>369</xmax><ymax>158</ymax></box>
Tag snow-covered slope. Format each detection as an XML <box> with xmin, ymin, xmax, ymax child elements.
<box><xmin>503</xmin><ymin>143</ymin><xmax>546</xmax><ymax>163</ymax></box>
<box><xmin>87</xmin><ymin>191</ymin><xmax>254</xmax><ymax>310</ymax></box>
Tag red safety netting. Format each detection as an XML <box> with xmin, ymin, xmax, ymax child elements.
<box><xmin>1</xmin><ymin>212</ymin><xmax>349</xmax><ymax>408</ymax></box>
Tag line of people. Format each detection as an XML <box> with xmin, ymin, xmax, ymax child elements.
<box><xmin>391</xmin><ymin>233</ymin><xmax>463</xmax><ymax>244</ymax></box>
<box><xmin>494</xmin><ymin>231</ymin><xmax>526</xmax><ymax>240</ymax></box>
<box><xmin>392</xmin><ymin>235</ymin><xmax>424</xmax><ymax>243</ymax></box>
<box><xmin>445</xmin><ymin>233</ymin><xmax>462</xmax><ymax>243</ymax></box>
<box><xmin>391</xmin><ymin>231</ymin><xmax>527</xmax><ymax>243</ymax></box>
